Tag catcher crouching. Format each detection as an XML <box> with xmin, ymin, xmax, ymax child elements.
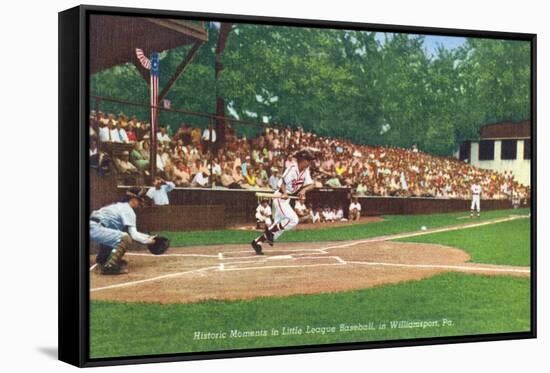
<box><xmin>90</xmin><ymin>187</ymin><xmax>170</xmax><ymax>275</ymax></box>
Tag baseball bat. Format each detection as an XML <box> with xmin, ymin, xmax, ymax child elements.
<box><xmin>255</xmin><ymin>192</ymin><xmax>299</xmax><ymax>200</ymax></box>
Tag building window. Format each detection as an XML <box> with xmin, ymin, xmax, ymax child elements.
<box><xmin>501</xmin><ymin>140</ymin><xmax>517</xmax><ymax>160</ymax></box>
<box><xmin>459</xmin><ymin>141</ymin><xmax>471</xmax><ymax>161</ymax></box>
<box><xmin>478</xmin><ymin>140</ymin><xmax>495</xmax><ymax>161</ymax></box>
<box><xmin>524</xmin><ymin>139</ymin><xmax>531</xmax><ymax>160</ymax></box>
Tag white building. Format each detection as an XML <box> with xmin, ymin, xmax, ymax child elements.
<box><xmin>458</xmin><ymin>121</ymin><xmax>531</xmax><ymax>186</ymax></box>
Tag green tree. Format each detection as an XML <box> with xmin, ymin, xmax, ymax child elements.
<box><xmin>90</xmin><ymin>23</ymin><xmax>531</xmax><ymax>156</ymax></box>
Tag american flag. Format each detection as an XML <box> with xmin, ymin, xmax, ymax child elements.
<box><xmin>135</xmin><ymin>48</ymin><xmax>160</xmax><ymax>174</ymax></box>
<box><xmin>135</xmin><ymin>48</ymin><xmax>151</xmax><ymax>70</ymax></box>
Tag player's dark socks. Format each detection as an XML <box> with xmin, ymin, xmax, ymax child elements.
<box><xmin>259</xmin><ymin>223</ymin><xmax>283</xmax><ymax>246</ymax></box>
<box><xmin>254</xmin><ymin>235</ymin><xmax>267</xmax><ymax>244</ymax></box>
<box><xmin>268</xmin><ymin>223</ymin><xmax>284</xmax><ymax>234</ymax></box>
<box><xmin>264</xmin><ymin>226</ymin><xmax>275</xmax><ymax>246</ymax></box>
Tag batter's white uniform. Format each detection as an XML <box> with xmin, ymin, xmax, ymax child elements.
<box><xmin>271</xmin><ymin>164</ymin><xmax>314</xmax><ymax>240</ymax></box>
<box><xmin>255</xmin><ymin>204</ymin><xmax>272</xmax><ymax>226</ymax></box>
<box><xmin>471</xmin><ymin>183</ymin><xmax>481</xmax><ymax>213</ymax></box>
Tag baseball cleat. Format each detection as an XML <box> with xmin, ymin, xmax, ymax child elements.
<box><xmin>99</xmin><ymin>263</ymin><xmax>128</xmax><ymax>275</ymax></box>
<box><xmin>118</xmin><ymin>259</ymin><xmax>129</xmax><ymax>272</ymax></box>
<box><xmin>264</xmin><ymin>227</ymin><xmax>274</xmax><ymax>246</ymax></box>
<box><xmin>251</xmin><ymin>240</ymin><xmax>264</xmax><ymax>255</ymax></box>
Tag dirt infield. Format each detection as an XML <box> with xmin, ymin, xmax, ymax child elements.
<box><xmin>90</xmin><ymin>216</ymin><xmax>530</xmax><ymax>304</ymax></box>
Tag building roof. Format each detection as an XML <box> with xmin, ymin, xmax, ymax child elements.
<box><xmin>89</xmin><ymin>15</ymin><xmax>208</xmax><ymax>74</ymax></box>
<box><xmin>480</xmin><ymin>120</ymin><xmax>531</xmax><ymax>140</ymax></box>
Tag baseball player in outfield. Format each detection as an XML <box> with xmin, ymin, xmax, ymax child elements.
<box><xmin>90</xmin><ymin>187</ymin><xmax>156</xmax><ymax>275</ymax></box>
<box><xmin>251</xmin><ymin>150</ymin><xmax>316</xmax><ymax>255</ymax></box>
<box><xmin>470</xmin><ymin>179</ymin><xmax>482</xmax><ymax>217</ymax></box>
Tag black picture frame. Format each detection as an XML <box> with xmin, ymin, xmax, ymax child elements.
<box><xmin>59</xmin><ymin>4</ymin><xmax>537</xmax><ymax>367</ymax></box>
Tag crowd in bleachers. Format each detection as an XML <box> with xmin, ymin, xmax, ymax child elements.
<box><xmin>89</xmin><ymin>110</ymin><xmax>531</xmax><ymax>201</ymax></box>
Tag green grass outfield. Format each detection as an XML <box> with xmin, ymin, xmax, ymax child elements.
<box><xmin>397</xmin><ymin>217</ymin><xmax>531</xmax><ymax>266</ymax></box>
<box><xmin>90</xmin><ymin>208</ymin><xmax>532</xmax><ymax>359</ymax></box>
<box><xmin>90</xmin><ymin>274</ymin><xmax>530</xmax><ymax>358</ymax></box>
<box><xmin>158</xmin><ymin>208</ymin><xmax>530</xmax><ymax>247</ymax></box>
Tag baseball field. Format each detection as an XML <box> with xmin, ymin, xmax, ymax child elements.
<box><xmin>89</xmin><ymin>208</ymin><xmax>531</xmax><ymax>358</ymax></box>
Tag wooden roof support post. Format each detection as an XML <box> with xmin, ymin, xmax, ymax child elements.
<box><xmin>158</xmin><ymin>40</ymin><xmax>204</xmax><ymax>103</ymax></box>
<box><xmin>215</xmin><ymin>23</ymin><xmax>233</xmax><ymax>137</ymax></box>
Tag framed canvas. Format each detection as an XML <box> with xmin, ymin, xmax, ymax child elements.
<box><xmin>58</xmin><ymin>4</ymin><xmax>536</xmax><ymax>367</ymax></box>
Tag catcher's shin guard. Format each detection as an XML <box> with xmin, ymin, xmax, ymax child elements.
<box><xmin>104</xmin><ymin>234</ymin><xmax>131</xmax><ymax>270</ymax></box>
<box><xmin>96</xmin><ymin>244</ymin><xmax>112</xmax><ymax>265</ymax></box>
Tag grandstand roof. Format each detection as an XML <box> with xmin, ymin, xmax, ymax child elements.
<box><xmin>89</xmin><ymin>15</ymin><xmax>208</xmax><ymax>74</ymax></box>
<box><xmin>479</xmin><ymin>120</ymin><xmax>531</xmax><ymax>140</ymax></box>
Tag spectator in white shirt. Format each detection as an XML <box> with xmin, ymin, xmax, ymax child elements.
<box><xmin>335</xmin><ymin>206</ymin><xmax>345</xmax><ymax>221</ymax></box>
<box><xmin>101</xmin><ymin>113</ymin><xmax>114</xmax><ymax>126</ymax></box>
<box><xmin>211</xmin><ymin>159</ymin><xmax>222</xmax><ymax>176</ymax></box>
<box><xmin>90</xmin><ymin>138</ymin><xmax>98</xmax><ymax>156</ymax></box>
<box><xmin>201</xmin><ymin>123</ymin><xmax>217</xmax><ymax>154</ymax></box>
<box><xmin>157</xmin><ymin>127</ymin><xmax>171</xmax><ymax>144</ymax></box>
<box><xmin>114</xmin><ymin>151</ymin><xmax>138</xmax><ymax>174</ymax></box>
<box><xmin>108</xmin><ymin>120</ymin><xmax>119</xmax><ymax>142</ymax></box>
<box><xmin>146</xmin><ymin>177</ymin><xmax>175</xmax><ymax>206</ymax></box>
<box><xmin>155</xmin><ymin>146</ymin><xmax>166</xmax><ymax>173</ymax></box>
<box><xmin>322</xmin><ymin>207</ymin><xmax>334</xmax><ymax>222</ymax></box>
<box><xmin>311</xmin><ymin>208</ymin><xmax>321</xmax><ymax>223</ymax></box>
<box><xmin>113</xmin><ymin>121</ymin><xmax>129</xmax><ymax>143</ymax></box>
<box><xmin>268</xmin><ymin>168</ymin><xmax>280</xmax><ymax>190</ymax></box>
<box><xmin>191</xmin><ymin>171</ymin><xmax>209</xmax><ymax>188</ymax></box>
<box><xmin>98</xmin><ymin>122</ymin><xmax>110</xmax><ymax>142</ymax></box>
<box><xmin>349</xmin><ymin>197</ymin><xmax>362</xmax><ymax>221</ymax></box>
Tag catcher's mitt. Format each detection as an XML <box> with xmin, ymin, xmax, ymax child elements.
<box><xmin>148</xmin><ymin>236</ymin><xmax>170</xmax><ymax>255</ymax></box>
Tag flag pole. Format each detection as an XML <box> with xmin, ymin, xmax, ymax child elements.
<box><xmin>149</xmin><ymin>52</ymin><xmax>160</xmax><ymax>179</ymax></box>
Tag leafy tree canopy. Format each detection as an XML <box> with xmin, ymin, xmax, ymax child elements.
<box><xmin>91</xmin><ymin>23</ymin><xmax>530</xmax><ymax>156</ymax></box>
